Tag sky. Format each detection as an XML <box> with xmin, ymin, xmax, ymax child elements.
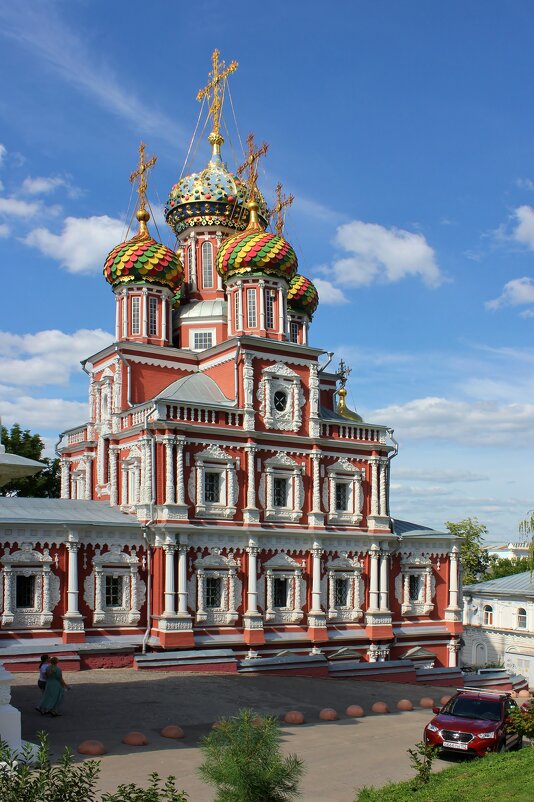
<box><xmin>1</xmin><ymin>0</ymin><xmax>534</xmax><ymax>541</ymax></box>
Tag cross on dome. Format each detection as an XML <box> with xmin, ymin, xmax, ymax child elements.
<box><xmin>197</xmin><ymin>48</ymin><xmax>238</xmax><ymax>140</ymax></box>
<box><xmin>129</xmin><ymin>142</ymin><xmax>157</xmax><ymax>233</ymax></box>
<box><xmin>272</xmin><ymin>182</ymin><xmax>294</xmax><ymax>237</ymax></box>
<box><xmin>237</xmin><ymin>132</ymin><xmax>269</xmax><ymax>199</ymax></box>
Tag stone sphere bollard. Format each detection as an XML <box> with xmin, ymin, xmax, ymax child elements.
<box><xmin>371</xmin><ymin>701</ymin><xmax>389</xmax><ymax>714</ymax></box>
<box><xmin>160</xmin><ymin>725</ymin><xmax>185</xmax><ymax>739</ymax></box>
<box><xmin>419</xmin><ymin>697</ymin><xmax>435</xmax><ymax>709</ymax></box>
<box><xmin>319</xmin><ymin>708</ymin><xmax>338</xmax><ymax>721</ymax></box>
<box><xmin>122</xmin><ymin>731</ymin><xmax>148</xmax><ymax>746</ymax></box>
<box><xmin>346</xmin><ymin>705</ymin><xmax>365</xmax><ymax>718</ymax></box>
<box><xmin>396</xmin><ymin>699</ymin><xmax>413</xmax><ymax>711</ymax></box>
<box><xmin>518</xmin><ymin>689</ymin><xmax>530</xmax><ymax>698</ymax></box>
<box><xmin>77</xmin><ymin>740</ymin><xmax>107</xmax><ymax>756</ymax></box>
<box><xmin>440</xmin><ymin>695</ymin><xmax>452</xmax><ymax>706</ymax></box>
<box><xmin>284</xmin><ymin>710</ymin><xmax>305</xmax><ymax>724</ymax></box>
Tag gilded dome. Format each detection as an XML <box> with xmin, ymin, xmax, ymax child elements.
<box><xmin>216</xmin><ymin>201</ymin><xmax>297</xmax><ymax>282</ymax></box>
<box><xmin>165</xmin><ymin>135</ymin><xmax>268</xmax><ymax>235</ymax></box>
<box><xmin>104</xmin><ymin>212</ymin><xmax>183</xmax><ymax>289</ymax></box>
<box><xmin>287</xmin><ymin>275</ymin><xmax>319</xmax><ymax>319</ymax></box>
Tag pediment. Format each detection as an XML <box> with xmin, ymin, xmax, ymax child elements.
<box><xmin>327</xmin><ymin>457</ymin><xmax>360</xmax><ymax>475</ymax></box>
<box><xmin>196</xmin><ymin>548</ymin><xmax>238</xmax><ymax>569</ymax></box>
<box><xmin>195</xmin><ymin>444</ymin><xmax>232</xmax><ymax>463</ymax></box>
<box><xmin>2</xmin><ymin>543</ymin><xmax>53</xmax><ymax>566</ymax></box>
<box><xmin>265</xmin><ymin>451</ymin><xmax>299</xmax><ymax>469</ymax></box>
<box><xmin>264</xmin><ymin>552</ymin><xmax>302</xmax><ymax>570</ymax></box>
<box><xmin>401</xmin><ymin>646</ymin><xmax>436</xmax><ymax>660</ymax></box>
<box><xmin>93</xmin><ymin>544</ymin><xmax>138</xmax><ymax>566</ymax></box>
<box><xmin>262</xmin><ymin>362</ymin><xmax>299</xmax><ymax>380</ymax></box>
<box><xmin>329</xmin><ymin>648</ymin><xmax>363</xmax><ymax>661</ymax></box>
<box><xmin>327</xmin><ymin>555</ymin><xmax>362</xmax><ymax>571</ymax></box>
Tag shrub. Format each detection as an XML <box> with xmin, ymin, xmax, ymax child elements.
<box><xmin>407</xmin><ymin>740</ymin><xmax>439</xmax><ymax>788</ymax></box>
<box><xmin>198</xmin><ymin>708</ymin><xmax>304</xmax><ymax>802</ymax></box>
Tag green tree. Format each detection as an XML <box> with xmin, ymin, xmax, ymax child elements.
<box><xmin>445</xmin><ymin>517</ymin><xmax>490</xmax><ymax>585</ymax></box>
<box><xmin>198</xmin><ymin>708</ymin><xmax>304</xmax><ymax>802</ymax></box>
<box><xmin>484</xmin><ymin>556</ymin><xmax>532</xmax><ymax>581</ymax></box>
<box><xmin>0</xmin><ymin>423</ymin><xmax>60</xmax><ymax>498</ymax></box>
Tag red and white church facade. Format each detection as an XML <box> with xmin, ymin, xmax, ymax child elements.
<box><xmin>0</xmin><ymin>59</ymin><xmax>463</xmax><ymax>678</ymax></box>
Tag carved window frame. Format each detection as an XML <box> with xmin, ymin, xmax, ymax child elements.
<box><xmin>261</xmin><ymin>452</ymin><xmax>304</xmax><ymax>523</ymax></box>
<box><xmin>1</xmin><ymin>544</ymin><xmax>56</xmax><ymax>629</ymax></box>
<box><xmin>190</xmin><ymin>445</ymin><xmax>239</xmax><ymax>520</ymax></box>
<box><xmin>397</xmin><ymin>556</ymin><xmax>434</xmax><ymax>616</ymax></box>
<box><xmin>87</xmin><ymin>546</ymin><xmax>142</xmax><ymax>627</ymax></box>
<box><xmin>326</xmin><ymin>555</ymin><xmax>363</xmax><ymax>622</ymax></box>
<box><xmin>194</xmin><ymin>549</ymin><xmax>239</xmax><ymax>626</ymax></box>
<box><xmin>324</xmin><ymin>459</ymin><xmax>364</xmax><ymax>525</ymax></box>
<box><xmin>257</xmin><ymin>363</ymin><xmax>304</xmax><ymax>432</ymax></box>
<box><xmin>120</xmin><ymin>446</ymin><xmax>141</xmax><ymax>509</ymax></box>
<box><xmin>263</xmin><ymin>553</ymin><xmax>304</xmax><ymax>624</ymax></box>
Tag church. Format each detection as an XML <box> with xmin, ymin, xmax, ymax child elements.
<box><xmin>0</xmin><ymin>53</ymin><xmax>463</xmax><ymax>679</ymax></box>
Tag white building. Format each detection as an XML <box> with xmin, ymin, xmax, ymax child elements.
<box><xmin>462</xmin><ymin>571</ymin><xmax>534</xmax><ymax>688</ymax></box>
<box><xmin>483</xmin><ymin>542</ymin><xmax>531</xmax><ymax>560</ymax></box>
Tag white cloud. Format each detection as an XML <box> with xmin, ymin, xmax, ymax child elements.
<box><xmin>511</xmin><ymin>204</ymin><xmax>534</xmax><ymax>249</ymax></box>
<box><xmin>321</xmin><ymin>220</ymin><xmax>442</xmax><ymax>289</ymax></box>
<box><xmin>24</xmin><ymin>215</ymin><xmax>125</xmax><ymax>273</ymax></box>
<box><xmin>21</xmin><ymin>176</ymin><xmax>66</xmax><ymax>195</ymax></box>
<box><xmin>0</xmin><ymin>223</ymin><xmax>9</xmax><ymax>238</ymax></box>
<box><xmin>486</xmin><ymin>276</ymin><xmax>534</xmax><ymax>311</ymax></box>
<box><xmin>370</xmin><ymin>396</ymin><xmax>534</xmax><ymax>446</ymax></box>
<box><xmin>0</xmin><ymin>144</ymin><xmax>6</xmax><ymax>166</ymax></box>
<box><xmin>393</xmin><ymin>467</ymin><xmax>488</xmax><ymax>483</ymax></box>
<box><xmin>0</xmin><ymin>393</ymin><xmax>87</xmax><ymax>436</ymax></box>
<box><xmin>0</xmin><ymin>328</ymin><xmax>113</xmax><ymax>386</ymax></box>
<box><xmin>0</xmin><ymin>197</ymin><xmax>41</xmax><ymax>218</ymax></box>
<box><xmin>311</xmin><ymin>277</ymin><xmax>348</xmax><ymax>305</ymax></box>
<box><xmin>0</xmin><ymin>6</ymin><xmax>185</xmax><ymax>148</ymax></box>
<box><xmin>516</xmin><ymin>178</ymin><xmax>534</xmax><ymax>191</ymax></box>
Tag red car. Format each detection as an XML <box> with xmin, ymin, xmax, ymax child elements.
<box><xmin>424</xmin><ymin>688</ymin><xmax>522</xmax><ymax>757</ymax></box>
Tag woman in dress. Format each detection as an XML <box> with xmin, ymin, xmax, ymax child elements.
<box><xmin>39</xmin><ymin>656</ymin><xmax>69</xmax><ymax>716</ymax></box>
<box><xmin>37</xmin><ymin>654</ymin><xmax>49</xmax><ymax>692</ymax></box>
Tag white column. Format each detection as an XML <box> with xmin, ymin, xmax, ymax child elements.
<box><xmin>121</xmin><ymin>465</ymin><xmax>127</xmax><ymax>506</ymax></box>
<box><xmin>448</xmin><ymin>548</ymin><xmax>459</xmax><ymax>609</ymax></box>
<box><xmin>196</xmin><ymin>462</ymin><xmax>204</xmax><ymax>508</ymax></box>
<box><xmin>94</xmin><ymin>567</ymin><xmax>105</xmax><ymax>618</ymax></box>
<box><xmin>189</xmin><ymin>233</ymin><xmax>197</xmax><ymax>289</ymax></box>
<box><xmin>162</xmin><ymin>296</ymin><xmax>167</xmax><ymax>343</ymax></box>
<box><xmin>130</xmin><ymin>566</ymin><xmax>140</xmax><ymax>617</ymax></box>
<box><xmin>277</xmin><ymin>286</ymin><xmax>284</xmax><ymax>333</ymax></box>
<box><xmin>379</xmin><ymin>460</ymin><xmax>388</xmax><ymax>515</ymax></box>
<box><xmin>66</xmin><ymin>541</ymin><xmax>80</xmax><ymax>615</ymax></box>
<box><xmin>1</xmin><ymin>567</ymin><xmax>13</xmax><ymax>624</ymax></box>
<box><xmin>379</xmin><ymin>549</ymin><xmax>389</xmax><ymax>611</ymax></box>
<box><xmin>312</xmin><ymin>453</ymin><xmax>321</xmax><ymax>512</ymax></box>
<box><xmin>425</xmin><ymin>568</ymin><xmax>432</xmax><ymax>605</ymax></box>
<box><xmin>163</xmin><ymin>544</ymin><xmax>176</xmax><ymax>616</ymax></box>
<box><xmin>142</xmin><ymin>289</ymin><xmax>148</xmax><ymax>337</ymax></box>
<box><xmin>303</xmin><ymin>321</ymin><xmax>308</xmax><ymax>344</ymax></box>
<box><xmin>121</xmin><ymin>290</ymin><xmax>128</xmax><ymax>339</ymax></box>
<box><xmin>60</xmin><ymin>460</ymin><xmax>70</xmax><ymax>499</ymax></box>
<box><xmin>370</xmin><ymin>459</ymin><xmax>379</xmax><ymax>516</ymax></box>
<box><xmin>109</xmin><ymin>447</ymin><xmax>118</xmax><ymax>506</ymax></box>
<box><xmin>246</xmin><ymin>540</ymin><xmax>259</xmax><ymax>614</ymax></box>
<box><xmin>369</xmin><ymin>548</ymin><xmax>380</xmax><ymax>610</ymax></box>
<box><xmin>448</xmin><ymin>638</ymin><xmax>459</xmax><ymax>668</ymax></box>
<box><xmin>311</xmin><ymin>542</ymin><xmax>322</xmax><ymax>613</ymax></box>
<box><xmin>246</xmin><ymin>446</ymin><xmax>256</xmax><ymax>509</ymax></box>
<box><xmin>115</xmin><ymin>294</ymin><xmax>120</xmax><ymax>340</ymax></box>
<box><xmin>259</xmin><ymin>280</ymin><xmax>265</xmax><ymax>331</ymax></box>
<box><xmin>164</xmin><ymin>436</ymin><xmax>175</xmax><ymax>505</ymax></box>
<box><xmin>176</xmin><ymin>438</ymin><xmax>186</xmax><ymax>505</ymax></box>
<box><xmin>403</xmin><ymin>573</ymin><xmax>410</xmax><ymax>607</ymax></box>
<box><xmin>42</xmin><ymin>565</ymin><xmax>52</xmax><ymax>619</ymax></box>
<box><xmin>266</xmin><ymin>569</ymin><xmax>274</xmax><ymax>619</ymax></box>
<box><xmin>142</xmin><ymin>436</ymin><xmax>152</xmax><ymax>504</ymax></box>
<box><xmin>238</xmin><ymin>281</ymin><xmax>244</xmax><ymax>330</ymax></box>
<box><xmin>177</xmin><ymin>543</ymin><xmax>189</xmax><ymax>615</ymax></box>
<box><xmin>329</xmin><ymin>475</ymin><xmax>336</xmax><ymax>517</ymax></box>
<box><xmin>84</xmin><ymin>457</ymin><xmax>92</xmax><ymax>500</ymax></box>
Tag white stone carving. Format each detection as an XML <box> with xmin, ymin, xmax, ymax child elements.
<box><xmin>84</xmin><ymin>544</ymin><xmax>145</xmax><ymax>627</ymax></box>
<box><xmin>1</xmin><ymin>545</ymin><xmax>59</xmax><ymax>628</ymax></box>
<box><xmin>193</xmin><ymin>549</ymin><xmax>241</xmax><ymax>626</ymax></box>
<box><xmin>395</xmin><ymin>555</ymin><xmax>435</xmax><ymax>616</ymax></box>
<box><xmin>257</xmin><ymin>362</ymin><xmax>304</xmax><ymax>431</ymax></box>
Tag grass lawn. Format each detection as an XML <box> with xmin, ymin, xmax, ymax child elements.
<box><xmin>355</xmin><ymin>747</ymin><xmax>534</xmax><ymax>802</ymax></box>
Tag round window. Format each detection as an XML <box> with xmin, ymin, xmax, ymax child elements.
<box><xmin>273</xmin><ymin>390</ymin><xmax>288</xmax><ymax>411</ymax></box>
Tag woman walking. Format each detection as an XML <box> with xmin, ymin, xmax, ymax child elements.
<box><xmin>39</xmin><ymin>656</ymin><xmax>69</xmax><ymax>716</ymax></box>
<box><xmin>37</xmin><ymin>654</ymin><xmax>49</xmax><ymax>692</ymax></box>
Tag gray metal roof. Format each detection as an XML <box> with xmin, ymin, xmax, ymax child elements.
<box><xmin>0</xmin><ymin>446</ymin><xmax>45</xmax><ymax>487</ymax></box>
<box><xmin>0</xmin><ymin>499</ymin><xmax>141</xmax><ymax>528</ymax></box>
<box><xmin>157</xmin><ymin>372</ymin><xmax>234</xmax><ymax>406</ymax></box>
<box><xmin>392</xmin><ymin>518</ymin><xmax>437</xmax><ymax>535</ymax></box>
<box><xmin>177</xmin><ymin>299</ymin><xmax>227</xmax><ymax>319</ymax></box>
<box><xmin>464</xmin><ymin>570</ymin><xmax>534</xmax><ymax>596</ymax></box>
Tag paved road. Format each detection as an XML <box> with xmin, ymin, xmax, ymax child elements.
<box><xmin>11</xmin><ymin>668</ymin><xmax>454</xmax><ymax>802</ymax></box>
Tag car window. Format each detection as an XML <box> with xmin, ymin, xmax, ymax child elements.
<box><xmin>444</xmin><ymin>697</ymin><xmax>502</xmax><ymax>722</ymax></box>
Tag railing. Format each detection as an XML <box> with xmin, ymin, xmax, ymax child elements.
<box><xmin>66</xmin><ymin>425</ymin><xmax>91</xmax><ymax>445</ymax></box>
<box><xmin>320</xmin><ymin>422</ymin><xmax>386</xmax><ymax>443</ymax></box>
<box><xmin>164</xmin><ymin>405</ymin><xmax>243</xmax><ymax>427</ymax></box>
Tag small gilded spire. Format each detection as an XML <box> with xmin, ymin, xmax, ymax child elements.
<box><xmin>237</xmin><ymin>133</ymin><xmax>269</xmax><ymax>232</ymax></box>
<box><xmin>271</xmin><ymin>182</ymin><xmax>294</xmax><ymax>237</ymax></box>
<box><xmin>130</xmin><ymin>142</ymin><xmax>157</xmax><ymax>235</ymax></box>
<box><xmin>197</xmin><ymin>49</ymin><xmax>238</xmax><ymax>141</ymax></box>
<box><xmin>336</xmin><ymin>360</ymin><xmax>363</xmax><ymax>422</ymax></box>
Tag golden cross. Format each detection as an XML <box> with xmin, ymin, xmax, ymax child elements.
<box><xmin>129</xmin><ymin>142</ymin><xmax>157</xmax><ymax>210</ymax></box>
<box><xmin>271</xmin><ymin>182</ymin><xmax>294</xmax><ymax>236</ymax></box>
<box><xmin>237</xmin><ymin>132</ymin><xmax>269</xmax><ymax>197</ymax></box>
<box><xmin>197</xmin><ymin>49</ymin><xmax>238</xmax><ymax>138</ymax></box>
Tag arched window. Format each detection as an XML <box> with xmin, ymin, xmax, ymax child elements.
<box><xmin>483</xmin><ymin>604</ymin><xmax>493</xmax><ymax>626</ymax></box>
<box><xmin>201</xmin><ymin>242</ymin><xmax>213</xmax><ymax>288</ymax></box>
<box><xmin>517</xmin><ymin>607</ymin><xmax>527</xmax><ymax>629</ymax></box>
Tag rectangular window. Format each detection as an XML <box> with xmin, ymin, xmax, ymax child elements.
<box><xmin>204</xmin><ymin>471</ymin><xmax>221</xmax><ymax>503</ymax></box>
<box><xmin>290</xmin><ymin>322</ymin><xmax>299</xmax><ymax>343</ymax></box>
<box><xmin>202</xmin><ymin>242</ymin><xmax>213</xmax><ymax>288</ymax></box>
<box><xmin>205</xmin><ymin>577</ymin><xmax>222</xmax><ymax>608</ymax></box>
<box><xmin>273</xmin><ymin>477</ymin><xmax>288</xmax><ymax>507</ymax></box>
<box><xmin>273</xmin><ymin>577</ymin><xmax>288</xmax><ymax>607</ymax></box>
<box><xmin>131</xmin><ymin>296</ymin><xmax>140</xmax><ymax>335</ymax></box>
<box><xmin>234</xmin><ymin>290</ymin><xmax>240</xmax><ymax>330</ymax></box>
<box><xmin>148</xmin><ymin>296</ymin><xmax>158</xmax><ymax>336</ymax></box>
<box><xmin>193</xmin><ymin>331</ymin><xmax>213</xmax><ymax>350</ymax></box>
<box><xmin>335</xmin><ymin>482</ymin><xmax>348</xmax><ymax>511</ymax></box>
<box><xmin>409</xmin><ymin>575</ymin><xmax>421</xmax><ymax>602</ymax></box>
<box><xmin>247</xmin><ymin>288</ymin><xmax>257</xmax><ymax>328</ymax></box>
<box><xmin>16</xmin><ymin>575</ymin><xmax>35</xmax><ymax>608</ymax></box>
<box><xmin>105</xmin><ymin>575</ymin><xmax>123</xmax><ymax>607</ymax></box>
<box><xmin>265</xmin><ymin>290</ymin><xmax>275</xmax><ymax>329</ymax></box>
<box><xmin>518</xmin><ymin>608</ymin><xmax>527</xmax><ymax>629</ymax></box>
<box><xmin>334</xmin><ymin>577</ymin><xmax>349</xmax><ymax>607</ymax></box>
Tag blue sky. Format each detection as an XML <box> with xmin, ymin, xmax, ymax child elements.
<box><xmin>1</xmin><ymin>0</ymin><xmax>534</xmax><ymax>540</ymax></box>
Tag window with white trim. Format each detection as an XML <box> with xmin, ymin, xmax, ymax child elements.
<box><xmin>324</xmin><ymin>459</ymin><xmax>363</xmax><ymax>524</ymax></box>
<box><xmin>88</xmin><ymin>545</ymin><xmax>143</xmax><ymax>628</ymax></box>
<box><xmin>202</xmin><ymin>241</ymin><xmax>213</xmax><ymax>287</ymax></box>
<box><xmin>131</xmin><ymin>296</ymin><xmax>140</xmax><ymax>335</ymax></box>
<box><xmin>205</xmin><ymin>576</ymin><xmax>222</xmax><ymax>608</ymax></box>
<box><xmin>194</xmin><ymin>549</ymin><xmax>239</xmax><ymax>625</ymax></box>
<box><xmin>265</xmin><ymin>289</ymin><xmax>275</xmax><ymax>329</ymax></box>
<box><xmin>335</xmin><ymin>482</ymin><xmax>348</xmax><ymax>511</ymax></box>
<box><xmin>396</xmin><ymin>556</ymin><xmax>434</xmax><ymax>616</ymax></box>
<box><xmin>234</xmin><ymin>290</ymin><xmax>240</xmax><ymax>330</ymax></box>
<box><xmin>334</xmin><ymin>577</ymin><xmax>349</xmax><ymax>607</ymax></box>
<box><xmin>105</xmin><ymin>575</ymin><xmax>123</xmax><ymax>607</ymax></box>
<box><xmin>483</xmin><ymin>605</ymin><xmax>493</xmax><ymax>626</ymax></box>
<box><xmin>190</xmin><ymin>445</ymin><xmax>238</xmax><ymax>519</ymax></box>
<box><xmin>517</xmin><ymin>607</ymin><xmax>527</xmax><ymax>629</ymax></box>
<box><xmin>327</xmin><ymin>555</ymin><xmax>363</xmax><ymax>622</ymax></box>
<box><xmin>1</xmin><ymin>544</ymin><xmax>57</xmax><ymax>629</ymax></box>
<box><xmin>273</xmin><ymin>477</ymin><xmax>288</xmax><ymax>507</ymax></box>
<box><xmin>409</xmin><ymin>574</ymin><xmax>422</xmax><ymax>602</ymax></box>
<box><xmin>273</xmin><ymin>577</ymin><xmax>288</xmax><ymax>607</ymax></box>
<box><xmin>247</xmin><ymin>288</ymin><xmax>257</xmax><ymax>328</ymax></box>
<box><xmin>262</xmin><ymin>553</ymin><xmax>304</xmax><ymax>624</ymax></box>
<box><xmin>204</xmin><ymin>472</ymin><xmax>221</xmax><ymax>503</ymax></box>
<box><xmin>148</xmin><ymin>296</ymin><xmax>158</xmax><ymax>336</ymax></box>
<box><xmin>193</xmin><ymin>331</ymin><xmax>213</xmax><ymax>350</ymax></box>
<box><xmin>290</xmin><ymin>321</ymin><xmax>299</xmax><ymax>343</ymax></box>
<box><xmin>261</xmin><ymin>452</ymin><xmax>304</xmax><ymax>523</ymax></box>
<box><xmin>16</xmin><ymin>575</ymin><xmax>35</xmax><ymax>608</ymax></box>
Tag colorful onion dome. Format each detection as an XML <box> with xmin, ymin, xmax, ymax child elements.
<box><xmin>165</xmin><ymin>133</ymin><xmax>268</xmax><ymax>236</ymax></box>
<box><xmin>104</xmin><ymin>209</ymin><xmax>183</xmax><ymax>289</ymax></box>
<box><xmin>216</xmin><ymin>200</ymin><xmax>297</xmax><ymax>282</ymax></box>
<box><xmin>287</xmin><ymin>274</ymin><xmax>319</xmax><ymax>319</ymax></box>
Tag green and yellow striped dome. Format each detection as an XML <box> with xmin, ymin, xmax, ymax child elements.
<box><xmin>216</xmin><ymin>229</ymin><xmax>297</xmax><ymax>282</ymax></box>
<box><xmin>287</xmin><ymin>274</ymin><xmax>319</xmax><ymax>318</ymax></box>
<box><xmin>104</xmin><ymin>219</ymin><xmax>183</xmax><ymax>290</ymax></box>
